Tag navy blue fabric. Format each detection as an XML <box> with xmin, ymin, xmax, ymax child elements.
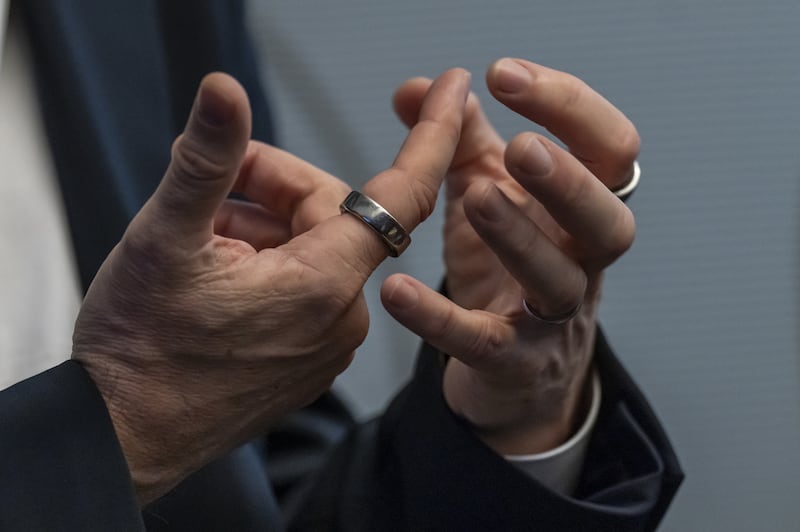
<box><xmin>285</xmin><ymin>329</ymin><xmax>683</xmax><ymax>532</ymax></box>
<box><xmin>0</xmin><ymin>362</ymin><xmax>144</xmax><ymax>530</ymax></box>
<box><xmin>20</xmin><ymin>0</ymin><xmax>275</xmax><ymax>292</ymax></box>
<box><xmin>143</xmin><ymin>444</ymin><xmax>284</xmax><ymax>532</ymax></box>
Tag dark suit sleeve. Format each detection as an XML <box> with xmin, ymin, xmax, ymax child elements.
<box><xmin>0</xmin><ymin>329</ymin><xmax>681</xmax><ymax>531</ymax></box>
<box><xmin>283</xmin><ymin>327</ymin><xmax>683</xmax><ymax>532</ymax></box>
<box><xmin>0</xmin><ymin>361</ymin><xmax>144</xmax><ymax>531</ymax></box>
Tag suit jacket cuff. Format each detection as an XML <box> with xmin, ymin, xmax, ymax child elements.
<box><xmin>370</xmin><ymin>326</ymin><xmax>683</xmax><ymax>531</ymax></box>
<box><xmin>0</xmin><ymin>360</ymin><xmax>143</xmax><ymax>531</ymax></box>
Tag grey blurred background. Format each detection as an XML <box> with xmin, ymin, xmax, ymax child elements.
<box><xmin>246</xmin><ymin>2</ymin><xmax>800</xmax><ymax>530</ymax></box>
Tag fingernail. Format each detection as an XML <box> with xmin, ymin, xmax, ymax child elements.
<box><xmin>518</xmin><ymin>136</ymin><xmax>553</xmax><ymax>176</ymax></box>
<box><xmin>387</xmin><ymin>279</ymin><xmax>419</xmax><ymax>310</ymax></box>
<box><xmin>494</xmin><ymin>59</ymin><xmax>530</xmax><ymax>93</ymax></box>
<box><xmin>198</xmin><ymin>84</ymin><xmax>233</xmax><ymax>128</ymax></box>
<box><xmin>477</xmin><ymin>184</ymin><xmax>508</xmax><ymax>222</ymax></box>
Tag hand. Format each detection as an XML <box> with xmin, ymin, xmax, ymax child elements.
<box><xmin>72</xmin><ymin>69</ymin><xmax>470</xmax><ymax>504</ymax></box>
<box><xmin>382</xmin><ymin>59</ymin><xmax>637</xmax><ymax>455</ymax></box>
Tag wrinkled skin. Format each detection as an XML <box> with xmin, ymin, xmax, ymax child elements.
<box><xmin>73</xmin><ymin>70</ymin><xmax>471</xmax><ymax>503</ymax></box>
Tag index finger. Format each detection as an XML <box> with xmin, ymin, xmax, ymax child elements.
<box><xmin>486</xmin><ymin>58</ymin><xmax>639</xmax><ymax>188</ymax></box>
<box><xmin>286</xmin><ymin>68</ymin><xmax>471</xmax><ymax>280</ymax></box>
<box><xmin>366</xmin><ymin>68</ymin><xmax>471</xmax><ymax>231</ymax></box>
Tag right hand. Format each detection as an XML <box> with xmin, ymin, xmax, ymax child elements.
<box><xmin>72</xmin><ymin>69</ymin><xmax>470</xmax><ymax>504</ymax></box>
<box><xmin>383</xmin><ymin>60</ymin><xmax>638</xmax><ymax>456</ymax></box>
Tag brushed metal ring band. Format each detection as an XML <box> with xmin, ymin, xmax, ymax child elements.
<box><xmin>340</xmin><ymin>191</ymin><xmax>411</xmax><ymax>257</ymax></box>
<box><xmin>611</xmin><ymin>160</ymin><xmax>640</xmax><ymax>202</ymax></box>
<box><xmin>522</xmin><ymin>298</ymin><xmax>582</xmax><ymax>325</ymax></box>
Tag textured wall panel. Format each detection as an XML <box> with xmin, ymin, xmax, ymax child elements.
<box><xmin>247</xmin><ymin>2</ymin><xmax>800</xmax><ymax>530</ymax></box>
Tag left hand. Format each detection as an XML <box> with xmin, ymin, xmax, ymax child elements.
<box><xmin>73</xmin><ymin>70</ymin><xmax>470</xmax><ymax>503</ymax></box>
<box><xmin>381</xmin><ymin>59</ymin><xmax>638</xmax><ymax>454</ymax></box>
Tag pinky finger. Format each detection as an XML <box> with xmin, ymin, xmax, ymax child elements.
<box><xmin>380</xmin><ymin>274</ymin><xmax>512</xmax><ymax>372</ymax></box>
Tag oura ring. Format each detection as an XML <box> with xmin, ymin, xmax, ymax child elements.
<box><xmin>612</xmin><ymin>160</ymin><xmax>641</xmax><ymax>202</ymax></box>
<box><xmin>340</xmin><ymin>191</ymin><xmax>411</xmax><ymax>257</ymax></box>
<box><xmin>522</xmin><ymin>298</ymin><xmax>582</xmax><ymax>326</ymax></box>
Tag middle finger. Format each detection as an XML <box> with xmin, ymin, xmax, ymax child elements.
<box><xmin>486</xmin><ymin>58</ymin><xmax>639</xmax><ymax>188</ymax></box>
<box><xmin>504</xmin><ymin>133</ymin><xmax>635</xmax><ymax>268</ymax></box>
<box><xmin>463</xmin><ymin>179</ymin><xmax>587</xmax><ymax>319</ymax></box>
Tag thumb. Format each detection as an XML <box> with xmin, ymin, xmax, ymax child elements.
<box><xmin>149</xmin><ymin>73</ymin><xmax>252</xmax><ymax>245</ymax></box>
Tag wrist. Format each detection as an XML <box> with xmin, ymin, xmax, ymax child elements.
<box><xmin>502</xmin><ymin>370</ymin><xmax>601</xmax><ymax>494</ymax></box>
<box><xmin>445</xmin><ymin>362</ymin><xmax>595</xmax><ymax>455</ymax></box>
<box><xmin>76</xmin><ymin>355</ymin><xmax>196</xmax><ymax>505</ymax></box>
<box><xmin>504</xmin><ymin>369</ymin><xmax>601</xmax><ymax>460</ymax></box>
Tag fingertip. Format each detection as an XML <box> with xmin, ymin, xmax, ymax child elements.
<box><xmin>392</xmin><ymin>77</ymin><xmax>432</xmax><ymax>128</ymax></box>
<box><xmin>486</xmin><ymin>58</ymin><xmax>535</xmax><ymax>95</ymax></box>
<box><xmin>381</xmin><ymin>274</ymin><xmax>419</xmax><ymax>312</ymax></box>
<box><xmin>451</xmin><ymin>67</ymin><xmax>472</xmax><ymax>104</ymax></box>
<box><xmin>393</xmin><ymin>74</ymin><xmax>482</xmax><ymax>140</ymax></box>
<box><xmin>197</xmin><ymin>79</ymin><xmax>234</xmax><ymax>128</ymax></box>
<box><xmin>395</xmin><ymin>76</ymin><xmax>433</xmax><ymax>97</ymax></box>
<box><xmin>154</xmin><ymin>73</ymin><xmax>253</xmax><ymax>243</ymax></box>
<box><xmin>451</xmin><ymin>67</ymin><xmax>472</xmax><ymax>82</ymax></box>
<box><xmin>195</xmin><ymin>73</ymin><xmax>250</xmax><ymax>130</ymax></box>
<box><xmin>504</xmin><ymin>133</ymin><xmax>555</xmax><ymax>179</ymax></box>
<box><xmin>464</xmin><ymin>90</ymin><xmax>481</xmax><ymax>118</ymax></box>
<box><xmin>426</xmin><ymin>68</ymin><xmax>471</xmax><ymax>109</ymax></box>
<box><xmin>463</xmin><ymin>180</ymin><xmax>506</xmax><ymax>225</ymax></box>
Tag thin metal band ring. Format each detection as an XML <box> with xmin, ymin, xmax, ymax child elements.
<box><xmin>611</xmin><ymin>160</ymin><xmax>641</xmax><ymax>202</ymax></box>
<box><xmin>340</xmin><ymin>191</ymin><xmax>411</xmax><ymax>257</ymax></box>
<box><xmin>522</xmin><ymin>298</ymin><xmax>582</xmax><ymax>325</ymax></box>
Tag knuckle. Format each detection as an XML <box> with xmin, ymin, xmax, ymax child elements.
<box><xmin>437</xmin><ymin>303</ymin><xmax>461</xmax><ymax>340</ymax></box>
<box><xmin>597</xmin><ymin>125</ymin><xmax>641</xmax><ymax>184</ymax></box>
<box><xmin>422</xmin><ymin>115</ymin><xmax>461</xmax><ymax>148</ymax></box>
<box><xmin>459</xmin><ymin>317</ymin><xmax>504</xmax><ymax>366</ymax></box>
<box><xmin>561</xmin><ymin>168</ymin><xmax>592</xmax><ymax>211</ymax></box>
<box><xmin>615</xmin><ymin>126</ymin><xmax>641</xmax><ymax>164</ymax></box>
<box><xmin>504</xmin><ymin>224</ymin><xmax>544</xmax><ymax>270</ymax></box>
<box><xmin>611</xmin><ymin>126</ymin><xmax>641</xmax><ymax>175</ymax></box>
<box><xmin>605</xmin><ymin>205</ymin><xmax>636</xmax><ymax>258</ymax></box>
<box><xmin>560</xmin><ymin>75</ymin><xmax>589</xmax><ymax>113</ymax></box>
<box><xmin>121</xmin><ymin>217</ymin><xmax>169</xmax><ymax>264</ymax></box>
<box><xmin>171</xmin><ymin>134</ymin><xmax>230</xmax><ymax>184</ymax></box>
<box><xmin>471</xmin><ymin>322</ymin><xmax>505</xmax><ymax>366</ymax></box>
<box><xmin>554</xmin><ymin>271</ymin><xmax>588</xmax><ymax>314</ymax></box>
<box><xmin>539</xmin><ymin>355</ymin><xmax>569</xmax><ymax>386</ymax></box>
<box><xmin>535</xmin><ymin>265</ymin><xmax>587</xmax><ymax>314</ymax></box>
<box><xmin>407</xmin><ymin>176</ymin><xmax>439</xmax><ymax>223</ymax></box>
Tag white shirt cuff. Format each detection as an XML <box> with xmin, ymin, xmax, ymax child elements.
<box><xmin>503</xmin><ymin>369</ymin><xmax>601</xmax><ymax>495</ymax></box>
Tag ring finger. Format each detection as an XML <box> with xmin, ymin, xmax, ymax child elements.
<box><xmin>503</xmin><ymin>132</ymin><xmax>635</xmax><ymax>268</ymax></box>
<box><xmin>463</xmin><ymin>179</ymin><xmax>587</xmax><ymax>320</ymax></box>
